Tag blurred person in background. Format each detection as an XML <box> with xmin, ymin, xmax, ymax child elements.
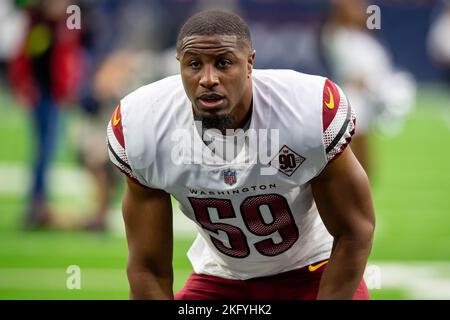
<box><xmin>7</xmin><ymin>0</ymin><xmax>84</xmax><ymax>229</ymax></box>
<box><xmin>322</xmin><ymin>0</ymin><xmax>416</xmax><ymax>178</ymax></box>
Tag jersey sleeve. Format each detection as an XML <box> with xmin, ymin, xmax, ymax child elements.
<box><xmin>322</xmin><ymin>79</ymin><xmax>356</xmax><ymax>163</ymax></box>
<box><xmin>107</xmin><ymin>104</ymin><xmax>143</xmax><ymax>185</ymax></box>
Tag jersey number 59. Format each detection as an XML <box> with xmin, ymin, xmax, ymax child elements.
<box><xmin>188</xmin><ymin>194</ymin><xmax>299</xmax><ymax>258</ymax></box>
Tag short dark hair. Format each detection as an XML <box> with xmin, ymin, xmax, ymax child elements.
<box><xmin>176</xmin><ymin>10</ymin><xmax>252</xmax><ymax>52</ymax></box>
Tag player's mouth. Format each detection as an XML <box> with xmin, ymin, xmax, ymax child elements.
<box><xmin>197</xmin><ymin>92</ymin><xmax>225</xmax><ymax>110</ymax></box>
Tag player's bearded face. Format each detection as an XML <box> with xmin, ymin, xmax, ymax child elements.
<box><xmin>177</xmin><ymin>35</ymin><xmax>255</xmax><ymax>132</ymax></box>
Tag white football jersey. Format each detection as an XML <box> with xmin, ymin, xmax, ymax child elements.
<box><xmin>108</xmin><ymin>69</ymin><xmax>355</xmax><ymax>280</ymax></box>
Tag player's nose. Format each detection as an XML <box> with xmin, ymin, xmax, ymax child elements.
<box><xmin>199</xmin><ymin>65</ymin><xmax>219</xmax><ymax>89</ymax></box>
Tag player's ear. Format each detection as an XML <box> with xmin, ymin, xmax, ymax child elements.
<box><xmin>247</xmin><ymin>50</ymin><xmax>256</xmax><ymax>75</ymax></box>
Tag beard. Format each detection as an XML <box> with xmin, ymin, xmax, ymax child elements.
<box><xmin>194</xmin><ymin>113</ymin><xmax>235</xmax><ymax>132</ymax></box>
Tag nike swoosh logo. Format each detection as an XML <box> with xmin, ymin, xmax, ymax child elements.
<box><xmin>113</xmin><ymin>107</ymin><xmax>121</xmax><ymax>126</ymax></box>
<box><xmin>325</xmin><ymin>87</ymin><xmax>334</xmax><ymax>110</ymax></box>
<box><xmin>308</xmin><ymin>260</ymin><xmax>329</xmax><ymax>272</ymax></box>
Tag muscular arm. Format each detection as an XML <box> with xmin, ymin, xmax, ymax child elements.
<box><xmin>122</xmin><ymin>177</ymin><xmax>174</xmax><ymax>299</ymax></box>
<box><xmin>311</xmin><ymin>148</ymin><xmax>375</xmax><ymax>299</ymax></box>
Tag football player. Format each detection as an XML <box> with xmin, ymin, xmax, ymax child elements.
<box><xmin>107</xmin><ymin>10</ymin><xmax>375</xmax><ymax>300</ymax></box>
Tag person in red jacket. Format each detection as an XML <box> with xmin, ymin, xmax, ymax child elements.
<box><xmin>8</xmin><ymin>0</ymin><xmax>84</xmax><ymax>229</ymax></box>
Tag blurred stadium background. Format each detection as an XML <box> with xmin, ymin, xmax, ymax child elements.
<box><xmin>0</xmin><ymin>0</ymin><xmax>449</xmax><ymax>299</ymax></box>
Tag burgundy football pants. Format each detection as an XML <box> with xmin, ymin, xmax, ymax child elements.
<box><xmin>175</xmin><ymin>260</ymin><xmax>369</xmax><ymax>300</ymax></box>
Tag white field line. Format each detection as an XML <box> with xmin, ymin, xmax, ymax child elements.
<box><xmin>0</xmin><ymin>263</ymin><xmax>449</xmax><ymax>299</ymax></box>
<box><xmin>0</xmin><ymin>163</ymin><xmax>92</xmax><ymax>196</ymax></box>
<box><xmin>0</xmin><ymin>268</ymin><xmax>127</xmax><ymax>291</ymax></box>
<box><xmin>367</xmin><ymin>262</ymin><xmax>450</xmax><ymax>299</ymax></box>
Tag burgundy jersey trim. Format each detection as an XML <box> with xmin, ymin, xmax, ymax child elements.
<box><xmin>111</xmin><ymin>104</ymin><xmax>125</xmax><ymax>148</ymax></box>
<box><xmin>322</xmin><ymin>79</ymin><xmax>340</xmax><ymax>133</ymax></box>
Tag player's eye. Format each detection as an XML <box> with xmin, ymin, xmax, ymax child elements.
<box><xmin>189</xmin><ymin>61</ymin><xmax>201</xmax><ymax>69</ymax></box>
<box><xmin>217</xmin><ymin>59</ymin><xmax>232</xmax><ymax>69</ymax></box>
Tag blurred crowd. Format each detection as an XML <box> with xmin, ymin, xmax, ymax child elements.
<box><xmin>0</xmin><ymin>0</ymin><xmax>448</xmax><ymax>232</ymax></box>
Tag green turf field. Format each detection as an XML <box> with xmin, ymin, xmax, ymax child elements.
<box><xmin>0</xmin><ymin>86</ymin><xmax>449</xmax><ymax>299</ymax></box>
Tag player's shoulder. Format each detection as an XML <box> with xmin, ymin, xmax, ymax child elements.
<box><xmin>108</xmin><ymin>75</ymin><xmax>185</xmax><ymax>178</ymax></box>
<box><xmin>118</xmin><ymin>74</ymin><xmax>186</xmax><ymax>137</ymax></box>
<box><xmin>120</xmin><ymin>74</ymin><xmax>183</xmax><ymax>113</ymax></box>
<box><xmin>253</xmin><ymin>69</ymin><xmax>326</xmax><ymax>91</ymax></box>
